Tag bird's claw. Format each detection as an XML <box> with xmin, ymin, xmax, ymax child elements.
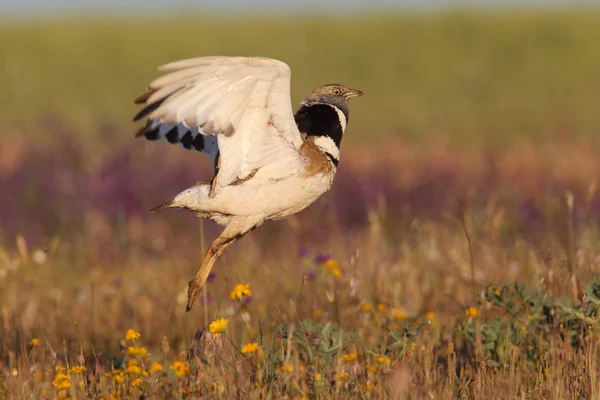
<box><xmin>186</xmin><ymin>279</ymin><xmax>203</xmax><ymax>312</ymax></box>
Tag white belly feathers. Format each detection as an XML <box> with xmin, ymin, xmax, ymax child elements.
<box><xmin>172</xmin><ymin>169</ymin><xmax>335</xmax><ymax>225</ymax></box>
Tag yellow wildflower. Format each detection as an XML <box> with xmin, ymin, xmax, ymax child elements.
<box><xmin>374</xmin><ymin>355</ymin><xmax>391</xmax><ymax>364</ymax></box>
<box><xmin>29</xmin><ymin>338</ymin><xmax>40</xmax><ymax>347</ymax></box>
<box><xmin>393</xmin><ymin>311</ymin><xmax>408</xmax><ymax>320</ymax></box>
<box><xmin>279</xmin><ymin>363</ymin><xmax>293</xmax><ymax>373</ymax></box>
<box><xmin>241</xmin><ymin>342</ymin><xmax>259</xmax><ymax>354</ymax></box>
<box><xmin>366</xmin><ymin>364</ymin><xmax>379</xmax><ymax>372</ymax></box>
<box><xmin>425</xmin><ymin>311</ymin><xmax>436</xmax><ymax>320</ymax></box>
<box><xmin>127</xmin><ymin>346</ymin><xmax>148</xmax><ymax>357</ymax></box>
<box><xmin>126</xmin><ymin>360</ymin><xmax>144</xmax><ymax>376</ymax></box>
<box><xmin>322</xmin><ymin>259</ymin><xmax>342</xmax><ymax>277</ymax></box>
<box><xmin>10</xmin><ymin>368</ymin><xmax>18</xmax><ymax>376</ymax></box>
<box><xmin>52</xmin><ymin>373</ymin><xmax>71</xmax><ymax>390</ymax></box>
<box><xmin>125</xmin><ymin>329</ymin><xmax>141</xmax><ymax>341</ymax></box>
<box><xmin>340</xmin><ymin>353</ymin><xmax>357</xmax><ymax>363</ymax></box>
<box><xmin>313</xmin><ymin>308</ymin><xmax>323</xmax><ymax>318</ymax></box>
<box><xmin>314</xmin><ymin>372</ymin><xmax>322</xmax><ymax>382</ymax></box>
<box><xmin>57</xmin><ymin>389</ymin><xmax>69</xmax><ymax>400</ymax></box>
<box><xmin>69</xmin><ymin>365</ymin><xmax>86</xmax><ymax>374</ymax></box>
<box><xmin>336</xmin><ymin>372</ymin><xmax>349</xmax><ymax>382</ymax></box>
<box><xmin>169</xmin><ymin>361</ymin><xmax>190</xmax><ymax>377</ymax></box>
<box><xmin>360</xmin><ymin>303</ymin><xmax>373</xmax><ymax>313</ymax></box>
<box><xmin>389</xmin><ymin>322</ymin><xmax>399</xmax><ymax>330</ymax></box>
<box><xmin>465</xmin><ymin>306</ymin><xmax>480</xmax><ymax>318</ymax></box>
<box><xmin>377</xmin><ymin>304</ymin><xmax>386</xmax><ymax>312</ymax></box>
<box><xmin>106</xmin><ymin>370</ymin><xmax>126</xmax><ymax>384</ymax></box>
<box><xmin>361</xmin><ymin>383</ymin><xmax>375</xmax><ymax>391</ymax></box>
<box><xmin>324</xmin><ymin>258</ymin><xmax>339</xmax><ymax>268</ymax></box>
<box><xmin>131</xmin><ymin>378</ymin><xmax>142</xmax><ymax>387</ymax></box>
<box><xmin>209</xmin><ymin>318</ymin><xmax>229</xmax><ymax>336</ymax></box>
<box><xmin>149</xmin><ymin>361</ymin><xmax>164</xmax><ymax>374</ymax></box>
<box><xmin>494</xmin><ymin>288</ymin><xmax>501</xmax><ymax>296</ymax></box>
<box><xmin>229</xmin><ymin>283</ymin><xmax>252</xmax><ymax>300</ymax></box>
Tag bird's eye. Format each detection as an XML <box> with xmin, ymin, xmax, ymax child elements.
<box><xmin>333</xmin><ymin>88</ymin><xmax>341</xmax><ymax>95</ymax></box>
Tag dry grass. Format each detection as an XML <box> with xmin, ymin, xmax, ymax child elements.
<box><xmin>3</xmin><ymin>128</ymin><xmax>600</xmax><ymax>398</ymax></box>
<box><xmin>3</xmin><ymin>8</ymin><xmax>600</xmax><ymax>399</ymax></box>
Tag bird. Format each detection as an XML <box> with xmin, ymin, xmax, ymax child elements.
<box><xmin>132</xmin><ymin>56</ymin><xmax>362</xmax><ymax>311</ymax></box>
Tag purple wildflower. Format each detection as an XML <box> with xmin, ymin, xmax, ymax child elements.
<box><xmin>297</xmin><ymin>246</ymin><xmax>309</xmax><ymax>258</ymax></box>
<box><xmin>241</xmin><ymin>296</ymin><xmax>253</xmax><ymax>305</ymax></box>
<box><xmin>305</xmin><ymin>269</ymin><xmax>317</xmax><ymax>282</ymax></box>
<box><xmin>313</xmin><ymin>253</ymin><xmax>330</xmax><ymax>265</ymax></box>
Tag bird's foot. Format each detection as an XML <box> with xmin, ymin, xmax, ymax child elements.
<box><xmin>186</xmin><ymin>279</ymin><xmax>204</xmax><ymax>312</ymax></box>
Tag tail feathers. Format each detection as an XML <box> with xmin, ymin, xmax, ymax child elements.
<box><xmin>151</xmin><ymin>185</ymin><xmax>210</xmax><ymax>214</ymax></box>
<box><xmin>149</xmin><ymin>200</ymin><xmax>173</xmax><ymax>213</ymax></box>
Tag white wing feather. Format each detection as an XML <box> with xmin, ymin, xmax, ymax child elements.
<box><xmin>135</xmin><ymin>56</ymin><xmax>304</xmax><ymax>189</ymax></box>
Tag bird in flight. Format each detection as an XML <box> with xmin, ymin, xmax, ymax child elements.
<box><xmin>133</xmin><ymin>56</ymin><xmax>362</xmax><ymax>311</ymax></box>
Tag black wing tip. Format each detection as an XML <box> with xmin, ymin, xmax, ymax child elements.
<box><xmin>133</xmin><ymin>103</ymin><xmax>156</xmax><ymax>122</ymax></box>
<box><xmin>181</xmin><ymin>131</ymin><xmax>194</xmax><ymax>149</ymax></box>
<box><xmin>134</xmin><ymin>88</ymin><xmax>156</xmax><ymax>104</ymax></box>
<box><xmin>133</xmin><ymin>120</ymin><xmax>161</xmax><ymax>140</ymax></box>
<box><xmin>134</xmin><ymin>124</ymin><xmax>148</xmax><ymax>138</ymax></box>
<box><xmin>133</xmin><ymin>96</ymin><xmax>167</xmax><ymax>122</ymax></box>
<box><xmin>132</xmin><ymin>119</ymin><xmax>209</xmax><ymax>154</ymax></box>
<box><xmin>165</xmin><ymin>126</ymin><xmax>179</xmax><ymax>143</ymax></box>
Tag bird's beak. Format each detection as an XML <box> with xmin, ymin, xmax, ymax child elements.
<box><xmin>345</xmin><ymin>89</ymin><xmax>364</xmax><ymax>99</ymax></box>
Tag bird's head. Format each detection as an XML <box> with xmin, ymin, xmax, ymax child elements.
<box><xmin>295</xmin><ymin>84</ymin><xmax>363</xmax><ymax>165</ymax></box>
<box><xmin>301</xmin><ymin>84</ymin><xmax>363</xmax><ymax>109</ymax></box>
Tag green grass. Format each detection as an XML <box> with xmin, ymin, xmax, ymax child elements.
<box><xmin>1</xmin><ymin>10</ymin><xmax>600</xmax><ymax>147</ymax></box>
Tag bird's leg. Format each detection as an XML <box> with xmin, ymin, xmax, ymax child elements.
<box><xmin>186</xmin><ymin>235</ymin><xmax>237</xmax><ymax>311</ymax></box>
<box><xmin>187</xmin><ymin>219</ymin><xmax>259</xmax><ymax>312</ymax></box>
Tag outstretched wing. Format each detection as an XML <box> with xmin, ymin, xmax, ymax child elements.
<box><xmin>133</xmin><ymin>56</ymin><xmax>304</xmax><ymax>189</ymax></box>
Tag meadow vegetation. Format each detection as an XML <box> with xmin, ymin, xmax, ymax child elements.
<box><xmin>2</xmin><ymin>10</ymin><xmax>600</xmax><ymax>146</ymax></box>
<box><xmin>2</xmin><ymin>8</ymin><xmax>600</xmax><ymax>399</ymax></box>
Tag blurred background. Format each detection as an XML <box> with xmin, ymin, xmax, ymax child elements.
<box><xmin>2</xmin><ymin>0</ymin><xmax>600</xmax><ymax>389</ymax></box>
<box><xmin>2</xmin><ymin>0</ymin><xmax>600</xmax><ymax>239</ymax></box>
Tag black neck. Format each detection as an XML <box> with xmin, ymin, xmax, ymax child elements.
<box><xmin>294</xmin><ymin>103</ymin><xmax>346</xmax><ymax>148</ymax></box>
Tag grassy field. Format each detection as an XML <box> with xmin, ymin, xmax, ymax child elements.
<box><xmin>1</xmin><ymin>10</ymin><xmax>600</xmax><ymax>147</ymax></box>
<box><xmin>2</xmin><ymin>8</ymin><xmax>600</xmax><ymax>399</ymax></box>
